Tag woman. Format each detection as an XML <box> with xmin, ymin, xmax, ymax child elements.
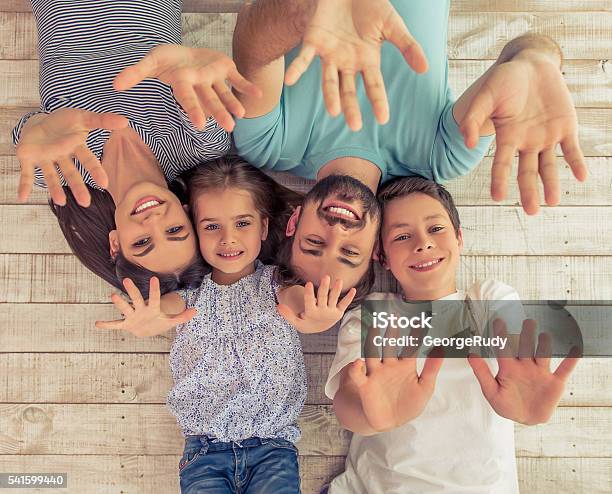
<box><xmin>13</xmin><ymin>0</ymin><xmax>260</xmax><ymax>296</ymax></box>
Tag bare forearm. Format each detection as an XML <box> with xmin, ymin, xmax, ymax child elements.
<box><xmin>232</xmin><ymin>0</ymin><xmax>315</xmax><ymax>76</ymax></box>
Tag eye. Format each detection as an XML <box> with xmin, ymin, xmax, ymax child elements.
<box><xmin>308</xmin><ymin>238</ymin><xmax>324</xmax><ymax>245</ymax></box>
<box><xmin>203</xmin><ymin>224</ymin><xmax>219</xmax><ymax>231</ymax></box>
<box><xmin>236</xmin><ymin>220</ymin><xmax>251</xmax><ymax>228</ymax></box>
<box><xmin>132</xmin><ymin>237</ymin><xmax>150</xmax><ymax>247</ymax></box>
<box><xmin>393</xmin><ymin>234</ymin><xmax>410</xmax><ymax>242</ymax></box>
<box><xmin>342</xmin><ymin>248</ymin><xmax>359</xmax><ymax>256</ymax></box>
<box><xmin>166</xmin><ymin>225</ymin><xmax>184</xmax><ymax>234</ymax></box>
<box><xmin>431</xmin><ymin>226</ymin><xmax>444</xmax><ymax>233</ymax></box>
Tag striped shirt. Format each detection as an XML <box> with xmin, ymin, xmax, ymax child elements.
<box><xmin>12</xmin><ymin>0</ymin><xmax>230</xmax><ymax>189</ymax></box>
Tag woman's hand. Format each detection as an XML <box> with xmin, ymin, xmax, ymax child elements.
<box><xmin>95</xmin><ymin>277</ymin><xmax>196</xmax><ymax>338</ymax></box>
<box><xmin>277</xmin><ymin>275</ymin><xmax>356</xmax><ymax>334</ymax></box>
<box><xmin>285</xmin><ymin>0</ymin><xmax>428</xmax><ymax>130</ymax></box>
<box><xmin>468</xmin><ymin>318</ymin><xmax>581</xmax><ymax>425</ymax></box>
<box><xmin>16</xmin><ymin>108</ymin><xmax>128</xmax><ymax>207</ymax></box>
<box><xmin>114</xmin><ymin>44</ymin><xmax>262</xmax><ymax>132</ymax></box>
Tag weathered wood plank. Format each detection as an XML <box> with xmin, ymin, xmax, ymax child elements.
<box><xmin>1</xmin><ymin>254</ymin><xmax>610</xmax><ymax>303</ymax></box>
<box><xmin>2</xmin><ymin>12</ymin><xmax>611</xmax><ymax>60</ymax></box>
<box><xmin>3</xmin><ymin>205</ymin><xmax>610</xmax><ymax>256</ymax></box>
<box><xmin>3</xmin><ymin>107</ymin><xmax>610</xmax><ymax>156</ymax></box>
<box><xmin>3</xmin><ymin>156</ymin><xmax>610</xmax><ymax>206</ymax></box>
<box><xmin>4</xmin><ymin>59</ymin><xmax>609</xmax><ymax>108</ymax></box>
<box><xmin>3</xmin><ymin>0</ymin><xmax>612</xmax><ymax>13</ymax></box>
<box><xmin>0</xmin><ymin>404</ymin><xmax>609</xmax><ymax>457</ymax></box>
<box><xmin>0</xmin><ymin>303</ymin><xmax>340</xmax><ymax>354</ymax></box>
<box><xmin>0</xmin><ymin>455</ymin><xmax>608</xmax><ymax>494</ymax></box>
<box><xmin>0</xmin><ymin>354</ymin><xmax>608</xmax><ymax>407</ymax></box>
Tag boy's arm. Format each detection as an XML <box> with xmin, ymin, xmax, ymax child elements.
<box><xmin>232</xmin><ymin>0</ymin><xmax>314</xmax><ymax>118</ymax></box>
<box><xmin>451</xmin><ymin>34</ymin><xmax>586</xmax><ymax>215</ymax></box>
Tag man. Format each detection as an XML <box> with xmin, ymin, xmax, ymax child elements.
<box><xmin>231</xmin><ymin>0</ymin><xmax>586</xmax><ymax>294</ymax></box>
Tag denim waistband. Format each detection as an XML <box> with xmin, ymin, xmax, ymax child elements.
<box><xmin>183</xmin><ymin>436</ymin><xmax>284</xmax><ymax>455</ymax></box>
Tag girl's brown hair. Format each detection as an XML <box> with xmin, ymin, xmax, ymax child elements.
<box><xmin>185</xmin><ymin>156</ymin><xmax>303</xmax><ymax>265</ymax></box>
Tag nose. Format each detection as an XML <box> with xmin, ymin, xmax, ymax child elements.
<box><xmin>139</xmin><ymin>203</ymin><xmax>167</xmax><ymax>223</ymax></box>
<box><xmin>414</xmin><ymin>233</ymin><xmax>435</xmax><ymax>253</ymax></box>
<box><xmin>220</xmin><ymin>230</ymin><xmax>236</xmax><ymax>245</ymax></box>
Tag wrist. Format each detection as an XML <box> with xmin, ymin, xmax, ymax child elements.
<box><xmin>497</xmin><ymin>34</ymin><xmax>562</xmax><ymax>68</ymax></box>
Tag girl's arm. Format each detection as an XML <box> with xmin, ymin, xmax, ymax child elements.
<box><xmin>276</xmin><ymin>276</ymin><xmax>356</xmax><ymax>334</ymax></box>
<box><xmin>95</xmin><ymin>277</ymin><xmax>195</xmax><ymax>338</ymax></box>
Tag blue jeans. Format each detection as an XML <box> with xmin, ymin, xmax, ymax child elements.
<box><xmin>179</xmin><ymin>436</ymin><xmax>301</xmax><ymax>494</ymax></box>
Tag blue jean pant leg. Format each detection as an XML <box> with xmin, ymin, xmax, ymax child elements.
<box><xmin>245</xmin><ymin>439</ymin><xmax>301</xmax><ymax>494</ymax></box>
<box><xmin>179</xmin><ymin>437</ymin><xmax>235</xmax><ymax>494</ymax></box>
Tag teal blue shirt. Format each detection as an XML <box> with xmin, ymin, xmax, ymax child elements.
<box><xmin>234</xmin><ymin>0</ymin><xmax>493</xmax><ymax>184</ymax></box>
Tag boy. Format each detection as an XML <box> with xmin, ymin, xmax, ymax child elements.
<box><xmin>324</xmin><ymin>176</ymin><xmax>580</xmax><ymax>493</ymax></box>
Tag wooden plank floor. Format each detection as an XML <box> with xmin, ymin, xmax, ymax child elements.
<box><xmin>0</xmin><ymin>1</ymin><xmax>610</xmax><ymax>493</ymax></box>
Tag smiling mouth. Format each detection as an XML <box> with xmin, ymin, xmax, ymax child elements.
<box><xmin>131</xmin><ymin>196</ymin><xmax>165</xmax><ymax>215</ymax></box>
<box><xmin>322</xmin><ymin>201</ymin><xmax>361</xmax><ymax>221</ymax></box>
<box><xmin>217</xmin><ymin>251</ymin><xmax>244</xmax><ymax>260</ymax></box>
<box><xmin>410</xmin><ymin>258</ymin><xmax>444</xmax><ymax>271</ymax></box>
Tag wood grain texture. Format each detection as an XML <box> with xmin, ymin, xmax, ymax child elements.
<box><xmin>2</xmin><ymin>12</ymin><xmax>611</xmax><ymax>60</ymax></box>
<box><xmin>1</xmin><ymin>254</ymin><xmax>610</xmax><ymax>303</ymax></box>
<box><xmin>0</xmin><ymin>404</ymin><xmax>610</xmax><ymax>457</ymax></box>
<box><xmin>4</xmin><ymin>59</ymin><xmax>610</xmax><ymax>108</ymax></box>
<box><xmin>3</xmin><ymin>205</ymin><xmax>610</xmax><ymax>255</ymax></box>
<box><xmin>0</xmin><ymin>354</ymin><xmax>609</xmax><ymax>407</ymax></box>
<box><xmin>0</xmin><ymin>455</ymin><xmax>610</xmax><ymax>494</ymax></box>
<box><xmin>3</xmin><ymin>156</ymin><xmax>611</xmax><ymax>207</ymax></box>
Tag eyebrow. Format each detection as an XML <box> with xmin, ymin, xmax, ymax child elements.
<box><xmin>132</xmin><ymin>233</ymin><xmax>190</xmax><ymax>257</ymax></box>
<box><xmin>298</xmin><ymin>244</ymin><xmax>363</xmax><ymax>269</ymax></box>
<box><xmin>387</xmin><ymin>214</ymin><xmax>446</xmax><ymax>230</ymax></box>
<box><xmin>199</xmin><ymin>214</ymin><xmax>255</xmax><ymax>223</ymax></box>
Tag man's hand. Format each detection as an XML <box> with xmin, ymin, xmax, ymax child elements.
<box><xmin>468</xmin><ymin>318</ymin><xmax>581</xmax><ymax>425</ymax></box>
<box><xmin>285</xmin><ymin>0</ymin><xmax>428</xmax><ymax>131</ymax></box>
<box><xmin>460</xmin><ymin>48</ymin><xmax>587</xmax><ymax>215</ymax></box>
<box><xmin>114</xmin><ymin>44</ymin><xmax>262</xmax><ymax>132</ymax></box>
<box><xmin>16</xmin><ymin>108</ymin><xmax>128</xmax><ymax>207</ymax></box>
<box><xmin>95</xmin><ymin>277</ymin><xmax>196</xmax><ymax>338</ymax></box>
<box><xmin>277</xmin><ymin>275</ymin><xmax>356</xmax><ymax>333</ymax></box>
<box><xmin>345</xmin><ymin>326</ymin><xmax>444</xmax><ymax>432</ymax></box>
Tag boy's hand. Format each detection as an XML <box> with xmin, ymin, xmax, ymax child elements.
<box><xmin>95</xmin><ymin>277</ymin><xmax>196</xmax><ymax>337</ymax></box>
<box><xmin>468</xmin><ymin>318</ymin><xmax>581</xmax><ymax>425</ymax></box>
<box><xmin>114</xmin><ymin>44</ymin><xmax>262</xmax><ymax>132</ymax></box>
<box><xmin>285</xmin><ymin>0</ymin><xmax>427</xmax><ymax>131</ymax></box>
<box><xmin>16</xmin><ymin>108</ymin><xmax>128</xmax><ymax>207</ymax></box>
<box><xmin>347</xmin><ymin>327</ymin><xmax>444</xmax><ymax>432</ymax></box>
<box><xmin>460</xmin><ymin>51</ymin><xmax>587</xmax><ymax>215</ymax></box>
<box><xmin>277</xmin><ymin>275</ymin><xmax>356</xmax><ymax>334</ymax></box>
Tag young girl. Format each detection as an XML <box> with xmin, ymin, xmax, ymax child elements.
<box><xmin>97</xmin><ymin>157</ymin><xmax>356</xmax><ymax>493</ymax></box>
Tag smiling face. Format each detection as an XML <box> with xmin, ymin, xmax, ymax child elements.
<box><xmin>192</xmin><ymin>187</ymin><xmax>268</xmax><ymax>285</ymax></box>
<box><xmin>287</xmin><ymin>175</ymin><xmax>381</xmax><ymax>289</ymax></box>
<box><xmin>110</xmin><ymin>182</ymin><xmax>197</xmax><ymax>274</ymax></box>
<box><xmin>381</xmin><ymin>192</ymin><xmax>463</xmax><ymax>301</ymax></box>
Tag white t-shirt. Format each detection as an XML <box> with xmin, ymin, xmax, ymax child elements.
<box><xmin>325</xmin><ymin>280</ymin><xmax>525</xmax><ymax>494</ymax></box>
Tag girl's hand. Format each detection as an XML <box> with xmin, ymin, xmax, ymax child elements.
<box><xmin>277</xmin><ymin>275</ymin><xmax>356</xmax><ymax>334</ymax></box>
<box><xmin>468</xmin><ymin>318</ymin><xmax>581</xmax><ymax>425</ymax></box>
<box><xmin>16</xmin><ymin>108</ymin><xmax>128</xmax><ymax>207</ymax></box>
<box><xmin>285</xmin><ymin>0</ymin><xmax>428</xmax><ymax>130</ymax></box>
<box><xmin>95</xmin><ymin>277</ymin><xmax>197</xmax><ymax>338</ymax></box>
<box><xmin>113</xmin><ymin>44</ymin><xmax>262</xmax><ymax>132</ymax></box>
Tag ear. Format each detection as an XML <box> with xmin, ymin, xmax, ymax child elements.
<box><xmin>108</xmin><ymin>230</ymin><xmax>120</xmax><ymax>261</ymax></box>
<box><xmin>285</xmin><ymin>206</ymin><xmax>301</xmax><ymax>237</ymax></box>
<box><xmin>371</xmin><ymin>238</ymin><xmax>381</xmax><ymax>261</ymax></box>
<box><xmin>457</xmin><ymin>227</ymin><xmax>464</xmax><ymax>251</ymax></box>
<box><xmin>183</xmin><ymin>204</ymin><xmax>189</xmax><ymax>213</ymax></box>
<box><xmin>261</xmin><ymin>217</ymin><xmax>269</xmax><ymax>241</ymax></box>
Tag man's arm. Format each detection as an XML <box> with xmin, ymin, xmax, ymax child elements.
<box><xmin>232</xmin><ymin>0</ymin><xmax>314</xmax><ymax>117</ymax></box>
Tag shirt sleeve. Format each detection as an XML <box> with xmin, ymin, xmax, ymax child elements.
<box><xmin>469</xmin><ymin>279</ymin><xmax>526</xmax><ymax>336</ymax></box>
<box><xmin>324</xmin><ymin>306</ymin><xmax>363</xmax><ymax>400</ymax></box>
<box><xmin>177</xmin><ymin>287</ymin><xmax>199</xmax><ymax>308</ymax></box>
<box><xmin>430</xmin><ymin>92</ymin><xmax>494</xmax><ymax>183</ymax></box>
<box><xmin>232</xmin><ymin>103</ymin><xmax>285</xmax><ymax>169</ymax></box>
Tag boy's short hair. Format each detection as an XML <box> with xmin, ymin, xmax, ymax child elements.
<box><xmin>377</xmin><ymin>175</ymin><xmax>461</xmax><ymax>235</ymax></box>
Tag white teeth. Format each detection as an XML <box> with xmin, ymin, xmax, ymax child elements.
<box><xmin>413</xmin><ymin>259</ymin><xmax>441</xmax><ymax>268</ymax></box>
<box><xmin>218</xmin><ymin>251</ymin><xmax>242</xmax><ymax>257</ymax></box>
<box><xmin>134</xmin><ymin>200</ymin><xmax>160</xmax><ymax>213</ymax></box>
<box><xmin>327</xmin><ymin>206</ymin><xmax>356</xmax><ymax>219</ymax></box>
